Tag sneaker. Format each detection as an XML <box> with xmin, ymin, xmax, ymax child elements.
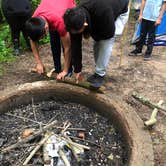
<box><xmin>66</xmin><ymin>71</ymin><xmax>73</xmax><ymax>77</ymax></box>
<box><xmin>129</xmin><ymin>49</ymin><xmax>142</xmax><ymax>56</ymax></box>
<box><xmin>14</xmin><ymin>48</ymin><xmax>20</xmax><ymax>56</ymax></box>
<box><xmin>144</xmin><ymin>54</ymin><xmax>152</xmax><ymax>61</ymax></box>
<box><xmin>66</xmin><ymin>66</ymin><xmax>73</xmax><ymax>77</ymax></box>
<box><xmin>87</xmin><ymin>73</ymin><xmax>105</xmax><ymax>88</ymax></box>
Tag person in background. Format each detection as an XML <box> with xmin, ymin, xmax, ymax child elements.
<box><xmin>129</xmin><ymin>0</ymin><xmax>166</xmax><ymax>60</ymax></box>
<box><xmin>63</xmin><ymin>0</ymin><xmax>129</xmax><ymax>88</ymax></box>
<box><xmin>25</xmin><ymin>0</ymin><xmax>76</xmax><ymax>79</ymax></box>
<box><xmin>1</xmin><ymin>0</ymin><xmax>32</xmax><ymax>56</ymax></box>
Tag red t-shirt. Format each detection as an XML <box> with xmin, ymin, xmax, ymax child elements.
<box><xmin>33</xmin><ymin>0</ymin><xmax>76</xmax><ymax>36</ymax></box>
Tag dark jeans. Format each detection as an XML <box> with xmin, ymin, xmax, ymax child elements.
<box><xmin>5</xmin><ymin>15</ymin><xmax>31</xmax><ymax>49</ymax></box>
<box><xmin>49</xmin><ymin>30</ymin><xmax>73</xmax><ymax>73</ymax></box>
<box><xmin>136</xmin><ymin>19</ymin><xmax>156</xmax><ymax>55</ymax></box>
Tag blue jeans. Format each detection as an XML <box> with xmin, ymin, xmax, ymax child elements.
<box><xmin>49</xmin><ymin>30</ymin><xmax>73</xmax><ymax>73</ymax></box>
<box><xmin>94</xmin><ymin>37</ymin><xmax>115</xmax><ymax>76</ymax></box>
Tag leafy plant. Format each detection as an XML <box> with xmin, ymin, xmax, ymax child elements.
<box><xmin>39</xmin><ymin>35</ymin><xmax>49</xmax><ymax>44</ymax></box>
<box><xmin>31</xmin><ymin>0</ymin><xmax>41</xmax><ymax>11</ymax></box>
<box><xmin>75</xmin><ymin>0</ymin><xmax>80</xmax><ymax>4</ymax></box>
<box><xmin>0</xmin><ymin>24</ymin><xmax>15</xmax><ymax>62</ymax></box>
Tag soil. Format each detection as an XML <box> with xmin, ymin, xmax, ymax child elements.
<box><xmin>0</xmin><ymin>15</ymin><xmax>166</xmax><ymax>165</ymax></box>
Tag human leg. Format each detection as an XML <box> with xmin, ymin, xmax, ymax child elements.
<box><xmin>87</xmin><ymin>37</ymin><xmax>115</xmax><ymax>88</ymax></box>
<box><xmin>144</xmin><ymin>20</ymin><xmax>156</xmax><ymax>60</ymax></box>
<box><xmin>22</xmin><ymin>28</ymin><xmax>31</xmax><ymax>50</ymax></box>
<box><xmin>94</xmin><ymin>37</ymin><xmax>115</xmax><ymax>76</ymax></box>
<box><xmin>10</xmin><ymin>25</ymin><xmax>20</xmax><ymax>56</ymax></box>
<box><xmin>49</xmin><ymin>30</ymin><xmax>61</xmax><ymax>73</ymax></box>
<box><xmin>129</xmin><ymin>19</ymin><xmax>148</xmax><ymax>56</ymax></box>
<box><xmin>22</xmin><ymin>17</ymin><xmax>31</xmax><ymax>50</ymax></box>
<box><xmin>7</xmin><ymin>16</ymin><xmax>21</xmax><ymax>55</ymax></box>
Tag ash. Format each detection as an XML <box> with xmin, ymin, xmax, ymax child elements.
<box><xmin>0</xmin><ymin>99</ymin><xmax>128</xmax><ymax>166</ymax></box>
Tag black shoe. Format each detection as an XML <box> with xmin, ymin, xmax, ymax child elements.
<box><xmin>144</xmin><ymin>54</ymin><xmax>152</xmax><ymax>61</ymax></box>
<box><xmin>129</xmin><ymin>49</ymin><xmax>142</xmax><ymax>56</ymax></box>
<box><xmin>87</xmin><ymin>73</ymin><xmax>105</xmax><ymax>88</ymax></box>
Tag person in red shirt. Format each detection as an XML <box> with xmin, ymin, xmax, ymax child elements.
<box><xmin>25</xmin><ymin>0</ymin><xmax>76</xmax><ymax>79</ymax></box>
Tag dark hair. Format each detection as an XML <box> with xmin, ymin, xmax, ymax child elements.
<box><xmin>25</xmin><ymin>17</ymin><xmax>45</xmax><ymax>41</ymax></box>
<box><xmin>63</xmin><ymin>7</ymin><xmax>86</xmax><ymax>32</ymax></box>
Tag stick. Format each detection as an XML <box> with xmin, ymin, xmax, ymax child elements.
<box><xmin>30</xmin><ymin>68</ymin><xmax>104</xmax><ymax>93</ymax></box>
<box><xmin>5</xmin><ymin>113</ymin><xmax>45</xmax><ymax>125</ymax></box>
<box><xmin>1</xmin><ymin>120</ymin><xmax>57</xmax><ymax>153</ymax></box>
<box><xmin>63</xmin><ymin>135</ymin><xmax>81</xmax><ymax>162</ymax></box>
<box><xmin>119</xmin><ymin>0</ymin><xmax>132</xmax><ymax>66</ymax></box>
<box><xmin>46</xmin><ymin>68</ymin><xmax>55</xmax><ymax>78</ymax></box>
<box><xmin>23</xmin><ymin>133</ymin><xmax>50</xmax><ymax>165</ymax></box>
<box><xmin>63</xmin><ymin>135</ymin><xmax>90</xmax><ymax>150</ymax></box>
<box><xmin>55</xmin><ymin>127</ymin><xmax>86</xmax><ymax>131</ymax></box>
<box><xmin>60</xmin><ymin>122</ymin><xmax>89</xmax><ymax>161</ymax></box>
<box><xmin>46</xmin><ymin>113</ymin><xmax>61</xmax><ymax>125</ymax></box>
<box><xmin>59</xmin><ymin>149</ymin><xmax>71</xmax><ymax>166</ymax></box>
<box><xmin>43</xmin><ymin>140</ymin><xmax>51</xmax><ymax>165</ymax></box>
<box><xmin>132</xmin><ymin>93</ymin><xmax>166</xmax><ymax>116</ymax></box>
<box><xmin>144</xmin><ymin>100</ymin><xmax>164</xmax><ymax>127</ymax></box>
<box><xmin>47</xmin><ymin>117</ymin><xmax>86</xmax><ymax>131</ymax></box>
<box><xmin>30</xmin><ymin>68</ymin><xmax>49</xmax><ymax>79</ymax></box>
<box><xmin>57</xmin><ymin>77</ymin><xmax>105</xmax><ymax>94</ymax></box>
<box><xmin>61</xmin><ymin>122</ymin><xmax>71</xmax><ymax>135</ymax></box>
<box><xmin>69</xmin><ymin>136</ymin><xmax>101</xmax><ymax>148</ymax></box>
<box><xmin>31</xmin><ymin>98</ymin><xmax>37</xmax><ymax>122</ymax></box>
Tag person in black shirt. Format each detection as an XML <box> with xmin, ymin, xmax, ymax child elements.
<box><xmin>1</xmin><ymin>0</ymin><xmax>32</xmax><ymax>55</ymax></box>
<box><xmin>63</xmin><ymin>0</ymin><xmax>129</xmax><ymax>88</ymax></box>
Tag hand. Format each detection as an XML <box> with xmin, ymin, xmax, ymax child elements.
<box><xmin>155</xmin><ymin>18</ymin><xmax>161</xmax><ymax>26</ymax></box>
<box><xmin>36</xmin><ymin>63</ymin><xmax>44</xmax><ymax>75</ymax></box>
<box><xmin>138</xmin><ymin>15</ymin><xmax>143</xmax><ymax>23</ymax></box>
<box><xmin>57</xmin><ymin>71</ymin><xmax>68</xmax><ymax>80</ymax></box>
<box><xmin>75</xmin><ymin>72</ymin><xmax>84</xmax><ymax>84</ymax></box>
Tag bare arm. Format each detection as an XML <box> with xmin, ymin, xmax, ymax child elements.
<box><xmin>57</xmin><ymin>32</ymin><xmax>71</xmax><ymax>80</ymax></box>
<box><xmin>30</xmin><ymin>40</ymin><xmax>44</xmax><ymax>74</ymax></box>
<box><xmin>155</xmin><ymin>2</ymin><xmax>166</xmax><ymax>25</ymax></box>
<box><xmin>138</xmin><ymin>0</ymin><xmax>146</xmax><ymax>22</ymax></box>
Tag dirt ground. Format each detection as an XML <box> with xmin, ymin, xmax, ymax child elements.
<box><xmin>0</xmin><ymin>19</ymin><xmax>166</xmax><ymax>165</ymax></box>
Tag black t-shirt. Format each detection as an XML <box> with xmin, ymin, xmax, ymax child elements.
<box><xmin>71</xmin><ymin>0</ymin><xmax>129</xmax><ymax>73</ymax></box>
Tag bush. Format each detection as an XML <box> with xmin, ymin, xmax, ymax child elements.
<box><xmin>31</xmin><ymin>0</ymin><xmax>41</xmax><ymax>10</ymax></box>
<box><xmin>0</xmin><ymin>24</ymin><xmax>15</xmax><ymax>62</ymax></box>
<box><xmin>75</xmin><ymin>0</ymin><xmax>80</xmax><ymax>4</ymax></box>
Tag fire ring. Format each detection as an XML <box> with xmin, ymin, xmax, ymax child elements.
<box><xmin>0</xmin><ymin>80</ymin><xmax>154</xmax><ymax>165</ymax></box>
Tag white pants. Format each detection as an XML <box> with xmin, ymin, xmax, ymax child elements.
<box><xmin>94</xmin><ymin>10</ymin><xmax>129</xmax><ymax>76</ymax></box>
<box><xmin>94</xmin><ymin>37</ymin><xmax>115</xmax><ymax>76</ymax></box>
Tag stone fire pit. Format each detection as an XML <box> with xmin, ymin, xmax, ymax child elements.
<box><xmin>0</xmin><ymin>80</ymin><xmax>154</xmax><ymax>165</ymax></box>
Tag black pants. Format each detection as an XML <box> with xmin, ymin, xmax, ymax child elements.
<box><xmin>119</xmin><ymin>0</ymin><xmax>129</xmax><ymax>13</ymax></box>
<box><xmin>136</xmin><ymin>19</ymin><xmax>156</xmax><ymax>55</ymax></box>
<box><xmin>49</xmin><ymin>30</ymin><xmax>73</xmax><ymax>73</ymax></box>
<box><xmin>4</xmin><ymin>15</ymin><xmax>31</xmax><ymax>49</ymax></box>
